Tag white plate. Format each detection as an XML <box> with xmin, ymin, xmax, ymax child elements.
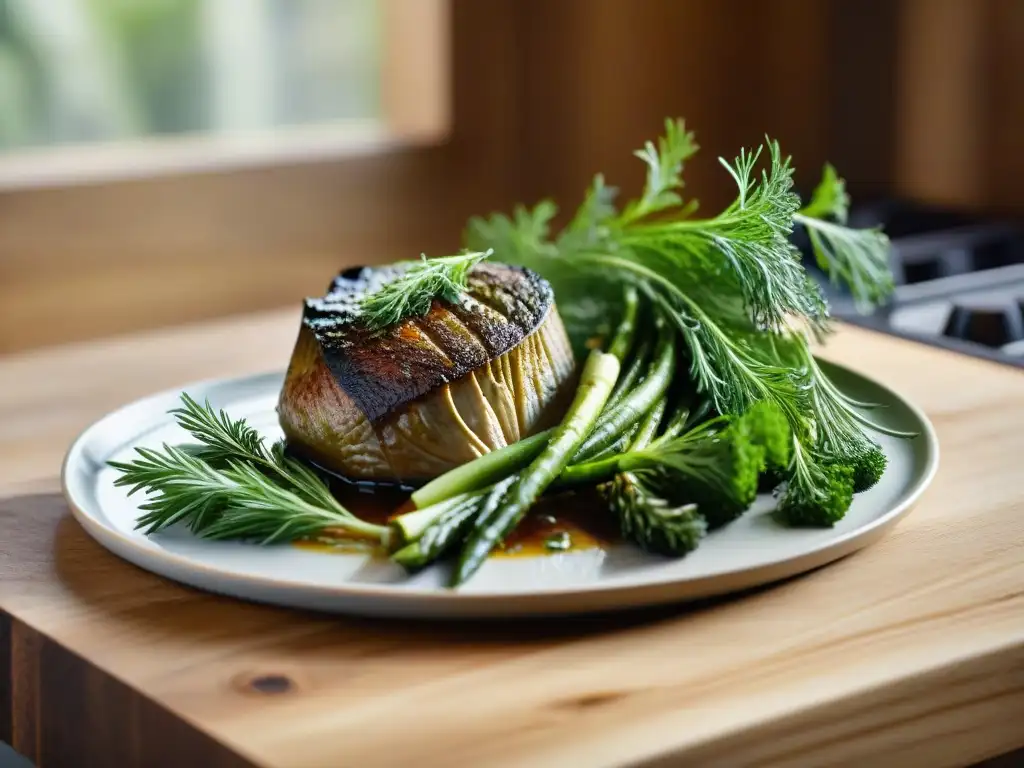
<box><xmin>62</xmin><ymin>363</ymin><xmax>938</xmax><ymax>619</ymax></box>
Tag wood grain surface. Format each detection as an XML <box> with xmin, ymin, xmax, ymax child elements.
<box><xmin>1</xmin><ymin>312</ymin><xmax>1024</xmax><ymax>767</ymax></box>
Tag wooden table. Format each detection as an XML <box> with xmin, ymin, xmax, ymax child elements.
<box><xmin>2</xmin><ymin>310</ymin><xmax>1023</xmax><ymax>768</ymax></box>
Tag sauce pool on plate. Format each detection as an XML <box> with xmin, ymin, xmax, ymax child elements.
<box><xmin>292</xmin><ymin>469</ymin><xmax>617</xmax><ymax>557</ymax></box>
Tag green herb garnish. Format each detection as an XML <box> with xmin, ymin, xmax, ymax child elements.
<box><xmin>359</xmin><ymin>249</ymin><xmax>492</xmax><ymax>332</ymax></box>
<box><xmin>109</xmin><ymin>394</ymin><xmax>387</xmax><ymax>544</ymax></box>
<box><xmin>544</xmin><ymin>531</ymin><xmax>572</xmax><ymax>552</ymax></box>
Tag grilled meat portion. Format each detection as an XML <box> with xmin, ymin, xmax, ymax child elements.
<box><xmin>278</xmin><ymin>262</ymin><xmax>577</xmax><ymax>482</ymax></box>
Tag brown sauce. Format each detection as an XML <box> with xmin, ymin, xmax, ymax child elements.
<box><xmin>495</xmin><ymin>488</ymin><xmax>617</xmax><ymax>556</ymax></box>
<box><xmin>290</xmin><ymin>457</ymin><xmax>620</xmax><ymax>558</ymax></box>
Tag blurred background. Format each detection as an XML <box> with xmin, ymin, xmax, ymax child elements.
<box><xmin>0</xmin><ymin>0</ymin><xmax>1022</xmax><ymax>360</ymax></box>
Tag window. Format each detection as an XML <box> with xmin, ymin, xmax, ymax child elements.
<box><xmin>0</xmin><ymin>0</ymin><xmax>447</xmax><ymax>187</ymax></box>
<box><xmin>0</xmin><ymin>0</ymin><xmax>380</xmax><ymax>149</ymax></box>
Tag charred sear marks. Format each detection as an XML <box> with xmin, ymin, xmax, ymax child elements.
<box><xmin>302</xmin><ymin>263</ymin><xmax>554</xmax><ymax>422</ymax></box>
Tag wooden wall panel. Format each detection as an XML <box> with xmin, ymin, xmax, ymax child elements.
<box><xmin>896</xmin><ymin>0</ymin><xmax>1024</xmax><ymax>213</ymax></box>
<box><xmin>512</xmin><ymin>0</ymin><xmax>893</xmax><ymax>226</ymax></box>
<box><xmin>983</xmin><ymin>0</ymin><xmax>1024</xmax><ymax>214</ymax></box>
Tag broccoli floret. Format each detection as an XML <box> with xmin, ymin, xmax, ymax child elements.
<box><xmin>631</xmin><ymin>416</ymin><xmax>762</xmax><ymax>530</ymax></box>
<box><xmin>743</xmin><ymin>400</ymin><xmax>792</xmax><ymax>473</ymax></box>
<box><xmin>774</xmin><ymin>442</ymin><xmax>855</xmax><ymax>527</ymax></box>
<box><xmin>818</xmin><ymin>436</ymin><xmax>888</xmax><ymax>494</ymax></box>
<box><xmin>742</xmin><ymin>400</ymin><xmax>792</xmax><ymax>492</ymax></box>
<box><xmin>847</xmin><ymin>442</ymin><xmax>887</xmax><ymax>493</ymax></box>
<box><xmin>724</xmin><ymin>416</ymin><xmax>763</xmax><ymax>511</ymax></box>
<box><xmin>607</xmin><ymin>471</ymin><xmax>707</xmax><ymax>556</ymax></box>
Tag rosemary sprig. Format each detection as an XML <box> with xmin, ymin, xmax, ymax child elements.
<box><xmin>109</xmin><ymin>395</ymin><xmax>388</xmax><ymax>545</ymax></box>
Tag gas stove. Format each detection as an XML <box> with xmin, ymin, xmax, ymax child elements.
<box><xmin>795</xmin><ymin>199</ymin><xmax>1024</xmax><ymax>368</ymax></box>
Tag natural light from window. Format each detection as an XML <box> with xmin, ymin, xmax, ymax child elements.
<box><xmin>0</xmin><ymin>0</ymin><xmax>381</xmax><ymax>153</ymax></box>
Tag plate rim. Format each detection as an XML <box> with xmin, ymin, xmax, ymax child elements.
<box><xmin>60</xmin><ymin>362</ymin><xmax>940</xmax><ymax>610</ymax></box>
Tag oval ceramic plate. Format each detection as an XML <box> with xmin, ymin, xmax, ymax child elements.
<box><xmin>62</xmin><ymin>362</ymin><xmax>938</xmax><ymax>619</ymax></box>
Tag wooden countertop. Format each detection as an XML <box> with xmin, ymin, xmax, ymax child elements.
<box><xmin>2</xmin><ymin>311</ymin><xmax>1023</xmax><ymax>768</ymax></box>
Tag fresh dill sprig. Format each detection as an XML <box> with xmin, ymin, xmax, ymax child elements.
<box><xmin>795</xmin><ymin>164</ymin><xmax>894</xmax><ymax>313</ymax></box>
<box><xmin>799</xmin><ymin>163</ymin><xmax>850</xmax><ymax>222</ymax></box>
<box><xmin>794</xmin><ymin>339</ymin><xmax>918</xmax><ymax>454</ymax></box>
<box><xmin>620</xmin><ymin>117</ymin><xmax>699</xmax><ymax>224</ymax></box>
<box><xmin>359</xmin><ymin>249</ymin><xmax>492</xmax><ymax>332</ymax></box>
<box><xmin>618</xmin><ymin>139</ymin><xmax>828</xmax><ymax>334</ymax></box>
<box><xmin>108</xmin><ymin>395</ymin><xmax>387</xmax><ymax>544</ymax></box>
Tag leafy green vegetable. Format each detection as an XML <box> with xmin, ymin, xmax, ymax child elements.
<box><xmin>359</xmin><ymin>249</ymin><xmax>492</xmax><ymax>332</ymax></box>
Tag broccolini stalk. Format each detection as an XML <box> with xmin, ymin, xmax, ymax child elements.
<box><xmin>573</xmin><ymin>323</ymin><xmax>676</xmax><ymax>462</ymax></box>
<box><xmin>607</xmin><ymin>338</ymin><xmax>651</xmax><ymax>407</ymax></box>
<box><xmin>621</xmin><ymin>415</ymin><xmax>761</xmax><ymax>530</ymax></box>
<box><xmin>744</xmin><ymin>399</ymin><xmax>792</xmax><ymax>491</ymax></box>
<box><xmin>607</xmin><ymin>286</ymin><xmax>640</xmax><ymax>361</ymax></box>
<box><xmin>774</xmin><ymin>438</ymin><xmax>854</xmax><ymax>527</ymax></box>
<box><xmin>551</xmin><ymin>397</ymin><xmax>671</xmax><ymax>490</ymax></box>
<box><xmin>453</xmin><ymin>349</ymin><xmax>621</xmax><ymax>585</ymax></box>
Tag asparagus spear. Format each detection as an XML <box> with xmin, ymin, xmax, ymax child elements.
<box><xmin>606</xmin><ymin>286</ymin><xmax>640</xmax><ymax>361</ymax></box>
<box><xmin>391</xmin><ymin>478</ymin><xmax>515</xmax><ymax>571</ymax></box>
<box><xmin>607</xmin><ymin>338</ymin><xmax>652</xmax><ymax>408</ymax></box>
<box><xmin>410</xmin><ymin>430</ymin><xmax>550</xmax><ymax>510</ymax></box>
